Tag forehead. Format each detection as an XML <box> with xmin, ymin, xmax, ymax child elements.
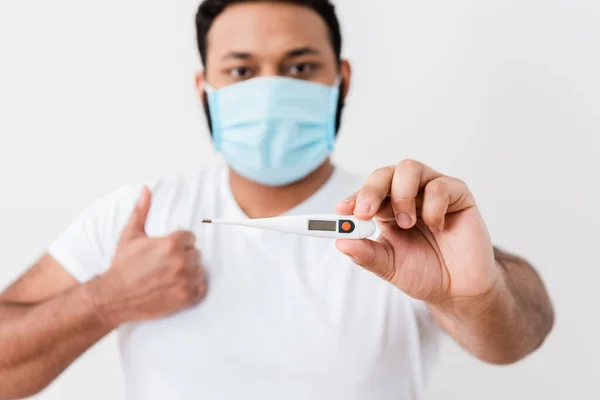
<box><xmin>206</xmin><ymin>2</ymin><xmax>334</xmax><ymax>61</ymax></box>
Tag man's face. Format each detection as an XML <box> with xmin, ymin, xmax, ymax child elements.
<box><xmin>196</xmin><ymin>1</ymin><xmax>350</xmax><ymax>94</ymax></box>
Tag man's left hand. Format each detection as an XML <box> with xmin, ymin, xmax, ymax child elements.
<box><xmin>335</xmin><ymin>159</ymin><xmax>501</xmax><ymax>305</ymax></box>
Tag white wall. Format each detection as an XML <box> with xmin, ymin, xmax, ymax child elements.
<box><xmin>0</xmin><ymin>0</ymin><xmax>598</xmax><ymax>399</ymax></box>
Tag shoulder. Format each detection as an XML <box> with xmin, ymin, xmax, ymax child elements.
<box><xmin>98</xmin><ymin>164</ymin><xmax>226</xmax><ymax>211</ymax></box>
<box><xmin>63</xmin><ymin>164</ymin><xmax>227</xmax><ymax>238</ymax></box>
<box><xmin>148</xmin><ymin>164</ymin><xmax>226</xmax><ymax>203</ymax></box>
<box><xmin>330</xmin><ymin>166</ymin><xmax>368</xmax><ymax>193</ymax></box>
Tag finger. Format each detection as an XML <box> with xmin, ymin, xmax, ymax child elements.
<box><xmin>373</xmin><ymin>198</ymin><xmax>395</xmax><ymax>222</ymax></box>
<box><xmin>187</xmin><ymin>263</ymin><xmax>206</xmax><ymax>283</ymax></box>
<box><xmin>422</xmin><ymin>177</ymin><xmax>475</xmax><ymax>231</ymax></box>
<box><xmin>190</xmin><ymin>268</ymin><xmax>208</xmax><ymax>303</ymax></box>
<box><xmin>120</xmin><ymin>186</ymin><xmax>152</xmax><ymax>242</ymax></box>
<box><xmin>169</xmin><ymin>230</ymin><xmax>197</xmax><ymax>249</ymax></box>
<box><xmin>354</xmin><ymin>167</ymin><xmax>395</xmax><ymax>220</ymax></box>
<box><xmin>336</xmin><ymin>239</ymin><xmax>395</xmax><ymax>282</ymax></box>
<box><xmin>391</xmin><ymin>160</ymin><xmax>442</xmax><ymax>229</ymax></box>
<box><xmin>184</xmin><ymin>248</ymin><xmax>202</xmax><ymax>269</ymax></box>
<box><xmin>339</xmin><ymin>187</ymin><xmax>395</xmax><ymax>222</ymax></box>
<box><xmin>421</xmin><ymin>178</ymin><xmax>451</xmax><ymax>232</ymax></box>
<box><xmin>193</xmin><ymin>280</ymin><xmax>209</xmax><ymax>304</ymax></box>
<box><xmin>335</xmin><ymin>192</ymin><xmax>357</xmax><ymax>215</ymax></box>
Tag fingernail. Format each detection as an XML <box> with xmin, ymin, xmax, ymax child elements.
<box><xmin>398</xmin><ymin>213</ymin><xmax>413</xmax><ymax>229</ymax></box>
<box><xmin>355</xmin><ymin>200</ymin><xmax>371</xmax><ymax>215</ymax></box>
<box><xmin>137</xmin><ymin>193</ymin><xmax>148</xmax><ymax>206</ymax></box>
<box><xmin>344</xmin><ymin>198</ymin><xmax>355</xmax><ymax>204</ymax></box>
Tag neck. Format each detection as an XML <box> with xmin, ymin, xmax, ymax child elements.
<box><xmin>229</xmin><ymin>160</ymin><xmax>335</xmax><ymax>219</ymax></box>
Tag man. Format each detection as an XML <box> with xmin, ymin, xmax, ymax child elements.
<box><xmin>0</xmin><ymin>0</ymin><xmax>554</xmax><ymax>399</ymax></box>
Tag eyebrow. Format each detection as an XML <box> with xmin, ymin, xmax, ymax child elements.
<box><xmin>221</xmin><ymin>51</ymin><xmax>253</xmax><ymax>61</ymax></box>
<box><xmin>284</xmin><ymin>47</ymin><xmax>321</xmax><ymax>58</ymax></box>
<box><xmin>220</xmin><ymin>47</ymin><xmax>321</xmax><ymax>61</ymax></box>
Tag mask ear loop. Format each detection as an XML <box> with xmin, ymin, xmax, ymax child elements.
<box><xmin>203</xmin><ymin>82</ymin><xmax>215</xmax><ymax>93</ymax></box>
<box><xmin>332</xmin><ymin>75</ymin><xmax>342</xmax><ymax>88</ymax></box>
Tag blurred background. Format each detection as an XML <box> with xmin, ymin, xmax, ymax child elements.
<box><xmin>0</xmin><ymin>0</ymin><xmax>598</xmax><ymax>399</ymax></box>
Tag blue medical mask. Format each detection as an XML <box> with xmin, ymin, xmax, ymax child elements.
<box><xmin>204</xmin><ymin>76</ymin><xmax>341</xmax><ymax>186</ymax></box>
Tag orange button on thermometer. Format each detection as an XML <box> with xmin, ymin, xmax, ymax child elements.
<box><xmin>202</xmin><ymin>214</ymin><xmax>376</xmax><ymax>239</ymax></box>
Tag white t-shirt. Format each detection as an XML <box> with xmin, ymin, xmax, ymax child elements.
<box><xmin>48</xmin><ymin>164</ymin><xmax>441</xmax><ymax>400</ymax></box>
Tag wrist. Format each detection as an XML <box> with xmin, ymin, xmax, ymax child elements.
<box><xmin>429</xmin><ymin>265</ymin><xmax>526</xmax><ymax>364</ymax></box>
<box><xmin>435</xmin><ymin>262</ymin><xmax>512</xmax><ymax>321</ymax></box>
<box><xmin>83</xmin><ymin>275</ymin><xmax>124</xmax><ymax>330</ymax></box>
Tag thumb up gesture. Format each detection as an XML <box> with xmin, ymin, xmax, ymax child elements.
<box><xmin>89</xmin><ymin>187</ymin><xmax>207</xmax><ymax>326</ymax></box>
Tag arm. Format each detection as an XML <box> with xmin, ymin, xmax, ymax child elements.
<box><xmin>335</xmin><ymin>159</ymin><xmax>555</xmax><ymax>366</ymax></box>
<box><xmin>0</xmin><ymin>254</ymin><xmax>114</xmax><ymax>400</ymax></box>
<box><xmin>429</xmin><ymin>247</ymin><xmax>555</xmax><ymax>364</ymax></box>
<box><xmin>0</xmin><ymin>188</ymin><xmax>206</xmax><ymax>400</ymax></box>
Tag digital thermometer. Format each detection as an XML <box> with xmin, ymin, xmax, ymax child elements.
<box><xmin>201</xmin><ymin>214</ymin><xmax>376</xmax><ymax>239</ymax></box>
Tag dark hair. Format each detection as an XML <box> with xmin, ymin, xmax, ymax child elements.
<box><xmin>195</xmin><ymin>0</ymin><xmax>343</xmax><ymax>66</ymax></box>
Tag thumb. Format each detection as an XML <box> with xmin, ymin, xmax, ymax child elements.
<box><xmin>120</xmin><ymin>186</ymin><xmax>152</xmax><ymax>242</ymax></box>
<box><xmin>336</xmin><ymin>239</ymin><xmax>396</xmax><ymax>282</ymax></box>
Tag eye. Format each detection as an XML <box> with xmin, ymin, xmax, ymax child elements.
<box><xmin>287</xmin><ymin>62</ymin><xmax>319</xmax><ymax>78</ymax></box>
<box><xmin>228</xmin><ymin>67</ymin><xmax>253</xmax><ymax>80</ymax></box>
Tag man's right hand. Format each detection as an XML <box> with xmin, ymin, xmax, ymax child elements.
<box><xmin>88</xmin><ymin>186</ymin><xmax>207</xmax><ymax>326</ymax></box>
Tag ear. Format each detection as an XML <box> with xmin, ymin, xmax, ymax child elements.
<box><xmin>339</xmin><ymin>60</ymin><xmax>352</xmax><ymax>99</ymax></box>
<box><xmin>195</xmin><ymin>71</ymin><xmax>207</xmax><ymax>104</ymax></box>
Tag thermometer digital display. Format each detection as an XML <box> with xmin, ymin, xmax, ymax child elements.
<box><xmin>308</xmin><ymin>220</ymin><xmax>337</xmax><ymax>232</ymax></box>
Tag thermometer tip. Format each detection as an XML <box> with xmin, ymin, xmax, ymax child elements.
<box><xmin>201</xmin><ymin>219</ymin><xmax>213</xmax><ymax>224</ymax></box>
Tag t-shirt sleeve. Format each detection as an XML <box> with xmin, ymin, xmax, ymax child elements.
<box><xmin>47</xmin><ymin>185</ymin><xmax>142</xmax><ymax>283</ymax></box>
